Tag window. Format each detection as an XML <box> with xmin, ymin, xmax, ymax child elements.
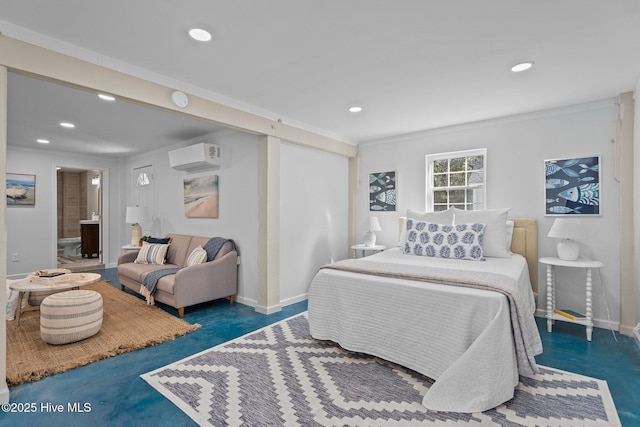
<box><xmin>136</xmin><ymin>171</ymin><xmax>150</xmax><ymax>187</ymax></box>
<box><xmin>426</xmin><ymin>148</ymin><xmax>486</xmax><ymax>212</ymax></box>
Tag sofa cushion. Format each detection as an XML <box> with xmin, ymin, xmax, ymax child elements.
<box><xmin>186</xmin><ymin>246</ymin><xmax>207</xmax><ymax>266</ymax></box>
<box><xmin>118</xmin><ymin>262</ymin><xmax>181</xmax><ymax>284</ymax></box>
<box><xmin>156</xmin><ymin>274</ymin><xmax>177</xmax><ymax>296</ymax></box>
<box><xmin>165</xmin><ymin>234</ymin><xmax>193</xmax><ymax>266</ymax></box>
<box><xmin>135</xmin><ymin>243</ymin><xmax>170</xmax><ymax>265</ymax></box>
<box><xmin>147</xmin><ymin>236</ymin><xmax>172</xmax><ymax>244</ymax></box>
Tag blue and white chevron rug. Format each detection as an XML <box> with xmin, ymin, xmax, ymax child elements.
<box><xmin>142</xmin><ymin>312</ymin><xmax>620</xmax><ymax>426</ymax></box>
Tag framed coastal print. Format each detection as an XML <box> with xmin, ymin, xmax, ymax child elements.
<box><xmin>545</xmin><ymin>156</ymin><xmax>600</xmax><ymax>215</ymax></box>
<box><xmin>6</xmin><ymin>173</ymin><xmax>36</xmax><ymax>206</ymax></box>
<box><xmin>369</xmin><ymin>171</ymin><xmax>397</xmax><ymax>211</ymax></box>
<box><xmin>183</xmin><ymin>174</ymin><xmax>219</xmax><ymax>218</ymax></box>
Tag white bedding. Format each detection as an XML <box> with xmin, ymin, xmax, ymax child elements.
<box><xmin>308</xmin><ymin>248</ymin><xmax>542</xmax><ymax>413</ymax></box>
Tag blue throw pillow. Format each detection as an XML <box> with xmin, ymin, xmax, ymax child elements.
<box><xmin>147</xmin><ymin>237</ymin><xmax>171</xmax><ymax>244</ymax></box>
<box><xmin>402</xmin><ymin>220</ymin><xmax>486</xmax><ymax>261</ymax></box>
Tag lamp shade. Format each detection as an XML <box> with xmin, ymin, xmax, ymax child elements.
<box><xmin>548</xmin><ymin>218</ymin><xmax>585</xmax><ymax>260</ymax></box>
<box><xmin>125</xmin><ymin>206</ymin><xmax>148</xmax><ymax>225</ymax></box>
<box><xmin>547</xmin><ymin>218</ymin><xmax>585</xmax><ymax>240</ymax></box>
<box><xmin>366</xmin><ymin>216</ymin><xmax>382</xmax><ymax>232</ymax></box>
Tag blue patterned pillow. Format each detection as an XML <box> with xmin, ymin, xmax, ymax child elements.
<box><xmin>401</xmin><ymin>220</ymin><xmax>486</xmax><ymax>261</ymax></box>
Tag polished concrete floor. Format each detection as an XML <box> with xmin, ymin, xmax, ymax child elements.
<box><xmin>3</xmin><ymin>268</ymin><xmax>639</xmax><ymax>426</ymax></box>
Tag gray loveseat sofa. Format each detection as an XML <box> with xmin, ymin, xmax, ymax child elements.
<box><xmin>117</xmin><ymin>233</ymin><xmax>239</xmax><ymax>317</ymax></box>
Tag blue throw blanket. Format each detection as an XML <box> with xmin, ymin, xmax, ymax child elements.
<box><xmin>140</xmin><ymin>237</ymin><xmax>237</xmax><ymax>305</ymax></box>
<box><xmin>141</xmin><ymin>268</ymin><xmax>182</xmax><ymax>305</ymax></box>
<box><xmin>203</xmin><ymin>237</ymin><xmax>237</xmax><ymax>261</ymax></box>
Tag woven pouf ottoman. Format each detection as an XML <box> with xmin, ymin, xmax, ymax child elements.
<box><xmin>40</xmin><ymin>289</ymin><xmax>103</xmax><ymax>345</ymax></box>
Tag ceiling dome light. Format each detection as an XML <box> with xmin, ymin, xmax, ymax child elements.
<box><xmin>511</xmin><ymin>61</ymin><xmax>534</xmax><ymax>72</ymax></box>
<box><xmin>188</xmin><ymin>28</ymin><xmax>212</xmax><ymax>42</ymax></box>
<box><xmin>348</xmin><ymin>106</ymin><xmax>363</xmax><ymax>113</ymax></box>
<box><xmin>60</xmin><ymin>122</ymin><xmax>75</xmax><ymax>128</ymax></box>
<box><xmin>98</xmin><ymin>93</ymin><xmax>116</xmax><ymax>101</ymax></box>
<box><xmin>36</xmin><ymin>138</ymin><xmax>50</xmax><ymax>144</ymax></box>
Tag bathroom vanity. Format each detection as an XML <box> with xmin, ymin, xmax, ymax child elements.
<box><xmin>80</xmin><ymin>220</ymin><xmax>99</xmax><ymax>258</ymax></box>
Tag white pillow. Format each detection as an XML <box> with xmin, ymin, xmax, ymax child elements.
<box><xmin>506</xmin><ymin>220</ymin><xmax>515</xmax><ymax>254</ymax></box>
<box><xmin>186</xmin><ymin>245</ymin><xmax>207</xmax><ymax>267</ymax></box>
<box><xmin>453</xmin><ymin>208</ymin><xmax>511</xmax><ymax>258</ymax></box>
<box><xmin>135</xmin><ymin>242</ymin><xmax>169</xmax><ymax>265</ymax></box>
<box><xmin>407</xmin><ymin>207</ymin><xmax>454</xmax><ymax>223</ymax></box>
<box><xmin>400</xmin><ymin>208</ymin><xmax>454</xmax><ymax>244</ymax></box>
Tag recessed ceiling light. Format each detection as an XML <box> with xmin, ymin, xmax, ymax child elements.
<box><xmin>188</xmin><ymin>28</ymin><xmax>212</xmax><ymax>42</ymax></box>
<box><xmin>60</xmin><ymin>122</ymin><xmax>75</xmax><ymax>128</ymax></box>
<box><xmin>348</xmin><ymin>106</ymin><xmax>363</xmax><ymax>113</ymax></box>
<box><xmin>98</xmin><ymin>93</ymin><xmax>116</xmax><ymax>101</ymax></box>
<box><xmin>36</xmin><ymin>138</ymin><xmax>50</xmax><ymax>144</ymax></box>
<box><xmin>511</xmin><ymin>61</ymin><xmax>534</xmax><ymax>72</ymax></box>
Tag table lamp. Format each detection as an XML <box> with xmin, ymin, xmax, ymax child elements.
<box><xmin>547</xmin><ymin>218</ymin><xmax>585</xmax><ymax>261</ymax></box>
<box><xmin>126</xmin><ymin>206</ymin><xmax>149</xmax><ymax>246</ymax></box>
<box><xmin>364</xmin><ymin>216</ymin><xmax>382</xmax><ymax>247</ymax></box>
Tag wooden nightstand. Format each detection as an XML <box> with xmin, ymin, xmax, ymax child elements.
<box><xmin>540</xmin><ymin>256</ymin><xmax>603</xmax><ymax>341</ymax></box>
<box><xmin>351</xmin><ymin>244</ymin><xmax>386</xmax><ymax>259</ymax></box>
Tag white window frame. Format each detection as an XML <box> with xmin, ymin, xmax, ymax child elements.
<box><xmin>425</xmin><ymin>148</ymin><xmax>487</xmax><ymax>212</ymax></box>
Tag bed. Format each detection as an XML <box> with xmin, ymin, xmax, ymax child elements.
<box><xmin>308</xmin><ymin>212</ymin><xmax>542</xmax><ymax>413</ymax></box>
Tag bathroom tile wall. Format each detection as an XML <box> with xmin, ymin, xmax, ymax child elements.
<box><xmin>58</xmin><ymin>171</ymin><xmax>81</xmax><ymax>239</ymax></box>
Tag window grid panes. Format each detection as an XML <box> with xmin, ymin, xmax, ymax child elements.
<box><xmin>136</xmin><ymin>172</ymin><xmax>150</xmax><ymax>187</ymax></box>
<box><xmin>426</xmin><ymin>149</ymin><xmax>486</xmax><ymax>212</ymax></box>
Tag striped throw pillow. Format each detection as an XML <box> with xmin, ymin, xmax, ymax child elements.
<box><xmin>135</xmin><ymin>242</ymin><xmax>169</xmax><ymax>265</ymax></box>
<box><xmin>186</xmin><ymin>246</ymin><xmax>207</xmax><ymax>267</ymax></box>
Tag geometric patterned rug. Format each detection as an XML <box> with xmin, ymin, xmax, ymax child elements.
<box><xmin>142</xmin><ymin>312</ymin><xmax>621</xmax><ymax>426</ymax></box>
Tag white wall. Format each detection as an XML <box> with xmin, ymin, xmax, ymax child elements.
<box><xmin>6</xmin><ymin>147</ymin><xmax>124</xmax><ymax>277</ymax></box>
<box><xmin>124</xmin><ymin>129</ymin><xmax>260</xmax><ymax>304</ymax></box>
<box><xmin>7</xmin><ymin>128</ymin><xmax>352</xmax><ymax>309</ymax></box>
<box><xmin>125</xmin><ymin>132</ymin><xmax>350</xmax><ymax>308</ymax></box>
<box><xmin>357</xmin><ymin>100</ymin><xmax>621</xmax><ymax>327</ymax></box>
<box><xmin>280</xmin><ymin>141</ymin><xmax>349</xmax><ymax>305</ymax></box>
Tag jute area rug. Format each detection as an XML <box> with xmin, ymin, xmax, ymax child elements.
<box><xmin>143</xmin><ymin>312</ymin><xmax>621</xmax><ymax>427</ymax></box>
<box><xmin>7</xmin><ymin>280</ymin><xmax>200</xmax><ymax>387</ymax></box>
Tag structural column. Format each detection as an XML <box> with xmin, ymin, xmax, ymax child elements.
<box><xmin>0</xmin><ymin>64</ymin><xmax>10</xmax><ymax>403</ymax></box>
<box><xmin>348</xmin><ymin>155</ymin><xmax>359</xmax><ymax>249</ymax></box>
<box><xmin>256</xmin><ymin>135</ymin><xmax>281</xmax><ymax>314</ymax></box>
<box><xmin>617</xmin><ymin>92</ymin><xmax>635</xmax><ymax>335</ymax></box>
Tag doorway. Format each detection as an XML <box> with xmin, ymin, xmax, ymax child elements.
<box><xmin>56</xmin><ymin>167</ymin><xmax>105</xmax><ymax>271</ymax></box>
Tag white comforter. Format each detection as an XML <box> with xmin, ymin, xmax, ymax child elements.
<box><xmin>308</xmin><ymin>248</ymin><xmax>542</xmax><ymax>413</ymax></box>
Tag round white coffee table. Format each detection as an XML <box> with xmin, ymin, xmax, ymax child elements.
<box><xmin>9</xmin><ymin>271</ymin><xmax>102</xmax><ymax>324</ymax></box>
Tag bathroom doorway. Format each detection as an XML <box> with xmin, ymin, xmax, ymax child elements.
<box><xmin>56</xmin><ymin>167</ymin><xmax>105</xmax><ymax>271</ymax></box>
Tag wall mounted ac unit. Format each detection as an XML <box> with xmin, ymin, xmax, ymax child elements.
<box><xmin>169</xmin><ymin>143</ymin><xmax>221</xmax><ymax>171</ymax></box>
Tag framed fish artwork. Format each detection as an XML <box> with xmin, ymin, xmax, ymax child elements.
<box><xmin>544</xmin><ymin>156</ymin><xmax>600</xmax><ymax>215</ymax></box>
<box><xmin>369</xmin><ymin>171</ymin><xmax>397</xmax><ymax>211</ymax></box>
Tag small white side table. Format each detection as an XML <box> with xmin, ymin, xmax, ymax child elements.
<box><xmin>122</xmin><ymin>244</ymin><xmax>140</xmax><ymax>252</ymax></box>
<box><xmin>540</xmin><ymin>256</ymin><xmax>603</xmax><ymax>341</ymax></box>
<box><xmin>351</xmin><ymin>244</ymin><xmax>386</xmax><ymax>258</ymax></box>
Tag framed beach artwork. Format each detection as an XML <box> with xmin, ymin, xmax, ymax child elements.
<box><xmin>183</xmin><ymin>174</ymin><xmax>219</xmax><ymax>218</ymax></box>
<box><xmin>369</xmin><ymin>171</ymin><xmax>397</xmax><ymax>212</ymax></box>
<box><xmin>6</xmin><ymin>173</ymin><xmax>36</xmax><ymax>206</ymax></box>
<box><xmin>545</xmin><ymin>156</ymin><xmax>600</xmax><ymax>216</ymax></box>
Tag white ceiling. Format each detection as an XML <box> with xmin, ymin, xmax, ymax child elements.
<box><xmin>2</xmin><ymin>1</ymin><xmax>640</xmax><ymax>157</ymax></box>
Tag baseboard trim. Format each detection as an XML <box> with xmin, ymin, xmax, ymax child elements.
<box><xmin>235</xmin><ymin>294</ymin><xmax>308</xmax><ymax>313</ymax></box>
<box><xmin>254</xmin><ymin>304</ymin><xmax>283</xmax><ymax>315</ymax></box>
<box><xmin>633</xmin><ymin>323</ymin><xmax>640</xmax><ymax>347</ymax></box>
<box><xmin>534</xmin><ymin>309</ymin><xmax>620</xmax><ymax>331</ymax></box>
<box><xmin>280</xmin><ymin>293</ymin><xmax>308</xmax><ymax>307</ymax></box>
